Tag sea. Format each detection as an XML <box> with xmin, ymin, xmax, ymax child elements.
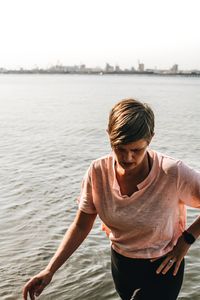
<box><xmin>0</xmin><ymin>74</ymin><xmax>200</xmax><ymax>300</ymax></box>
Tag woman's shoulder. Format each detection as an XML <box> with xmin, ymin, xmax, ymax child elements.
<box><xmin>151</xmin><ymin>149</ymin><xmax>179</xmax><ymax>163</ymax></box>
<box><xmin>151</xmin><ymin>149</ymin><xmax>199</xmax><ymax>180</ymax></box>
<box><xmin>151</xmin><ymin>149</ymin><xmax>181</xmax><ymax>175</ymax></box>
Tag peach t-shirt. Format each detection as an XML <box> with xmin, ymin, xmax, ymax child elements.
<box><xmin>78</xmin><ymin>149</ymin><xmax>200</xmax><ymax>259</ymax></box>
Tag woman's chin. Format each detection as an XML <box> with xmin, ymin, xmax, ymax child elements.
<box><xmin>121</xmin><ymin>162</ymin><xmax>136</xmax><ymax>170</ymax></box>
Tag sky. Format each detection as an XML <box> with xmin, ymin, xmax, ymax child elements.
<box><xmin>0</xmin><ymin>0</ymin><xmax>199</xmax><ymax>70</ymax></box>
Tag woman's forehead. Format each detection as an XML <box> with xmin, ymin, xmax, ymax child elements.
<box><xmin>116</xmin><ymin>139</ymin><xmax>148</xmax><ymax>149</ymax></box>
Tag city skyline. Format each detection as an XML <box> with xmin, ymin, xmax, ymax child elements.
<box><xmin>0</xmin><ymin>0</ymin><xmax>199</xmax><ymax>70</ymax></box>
<box><xmin>1</xmin><ymin>61</ymin><xmax>200</xmax><ymax>76</ymax></box>
<box><xmin>1</xmin><ymin>61</ymin><xmax>200</xmax><ymax>73</ymax></box>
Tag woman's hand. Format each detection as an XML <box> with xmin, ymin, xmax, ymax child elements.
<box><xmin>151</xmin><ymin>234</ymin><xmax>191</xmax><ymax>276</ymax></box>
<box><xmin>23</xmin><ymin>269</ymin><xmax>53</xmax><ymax>300</ymax></box>
<box><xmin>22</xmin><ymin>210</ymin><xmax>96</xmax><ymax>299</ymax></box>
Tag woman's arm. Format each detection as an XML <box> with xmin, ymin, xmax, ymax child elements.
<box><xmin>154</xmin><ymin>215</ymin><xmax>200</xmax><ymax>276</ymax></box>
<box><xmin>45</xmin><ymin>209</ymin><xmax>97</xmax><ymax>274</ymax></box>
<box><xmin>23</xmin><ymin>210</ymin><xmax>97</xmax><ymax>300</ymax></box>
<box><xmin>186</xmin><ymin>215</ymin><xmax>200</xmax><ymax>239</ymax></box>
<box><xmin>155</xmin><ymin>162</ymin><xmax>200</xmax><ymax>276</ymax></box>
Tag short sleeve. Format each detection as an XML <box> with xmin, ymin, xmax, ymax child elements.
<box><xmin>77</xmin><ymin>164</ymin><xmax>97</xmax><ymax>214</ymax></box>
<box><xmin>177</xmin><ymin>161</ymin><xmax>200</xmax><ymax>208</ymax></box>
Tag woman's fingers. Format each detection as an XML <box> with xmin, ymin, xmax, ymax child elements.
<box><xmin>23</xmin><ymin>270</ymin><xmax>53</xmax><ymax>300</ymax></box>
<box><xmin>160</xmin><ymin>258</ymin><xmax>176</xmax><ymax>274</ymax></box>
<box><xmin>151</xmin><ymin>234</ymin><xmax>189</xmax><ymax>276</ymax></box>
<box><xmin>173</xmin><ymin>260</ymin><xmax>182</xmax><ymax>276</ymax></box>
<box><xmin>29</xmin><ymin>288</ymin><xmax>35</xmax><ymax>300</ymax></box>
<box><xmin>35</xmin><ymin>281</ymin><xmax>46</xmax><ymax>297</ymax></box>
<box><xmin>156</xmin><ymin>256</ymin><xmax>176</xmax><ymax>274</ymax></box>
<box><xmin>155</xmin><ymin>256</ymin><xmax>183</xmax><ymax>276</ymax></box>
<box><xmin>23</xmin><ymin>277</ymin><xmax>41</xmax><ymax>300</ymax></box>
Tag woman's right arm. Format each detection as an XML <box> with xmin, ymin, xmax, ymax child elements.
<box><xmin>23</xmin><ymin>209</ymin><xmax>97</xmax><ymax>300</ymax></box>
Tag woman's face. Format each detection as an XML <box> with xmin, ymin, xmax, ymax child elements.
<box><xmin>112</xmin><ymin>139</ymin><xmax>150</xmax><ymax>171</ymax></box>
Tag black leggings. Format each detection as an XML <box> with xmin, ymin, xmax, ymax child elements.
<box><xmin>111</xmin><ymin>248</ymin><xmax>184</xmax><ymax>300</ymax></box>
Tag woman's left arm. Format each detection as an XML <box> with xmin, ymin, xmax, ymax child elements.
<box><xmin>154</xmin><ymin>216</ymin><xmax>200</xmax><ymax>276</ymax></box>
<box><xmin>154</xmin><ymin>161</ymin><xmax>200</xmax><ymax>276</ymax></box>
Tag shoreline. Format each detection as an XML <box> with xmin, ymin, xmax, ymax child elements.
<box><xmin>0</xmin><ymin>71</ymin><xmax>200</xmax><ymax>77</ymax></box>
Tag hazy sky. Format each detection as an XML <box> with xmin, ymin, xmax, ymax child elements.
<box><xmin>0</xmin><ymin>0</ymin><xmax>199</xmax><ymax>70</ymax></box>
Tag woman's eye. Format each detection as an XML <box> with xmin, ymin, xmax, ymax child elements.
<box><xmin>131</xmin><ymin>149</ymin><xmax>139</xmax><ymax>153</ymax></box>
<box><xmin>132</xmin><ymin>147</ymin><xmax>145</xmax><ymax>153</ymax></box>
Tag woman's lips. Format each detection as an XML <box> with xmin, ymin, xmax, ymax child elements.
<box><xmin>121</xmin><ymin>162</ymin><xmax>135</xmax><ymax>168</ymax></box>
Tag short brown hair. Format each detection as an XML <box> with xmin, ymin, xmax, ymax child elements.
<box><xmin>108</xmin><ymin>98</ymin><xmax>154</xmax><ymax>147</ymax></box>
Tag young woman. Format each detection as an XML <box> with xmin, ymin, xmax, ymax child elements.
<box><xmin>23</xmin><ymin>99</ymin><xmax>200</xmax><ymax>300</ymax></box>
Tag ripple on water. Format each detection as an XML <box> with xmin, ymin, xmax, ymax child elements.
<box><xmin>0</xmin><ymin>75</ymin><xmax>200</xmax><ymax>299</ymax></box>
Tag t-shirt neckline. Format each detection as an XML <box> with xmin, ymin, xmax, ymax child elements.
<box><xmin>112</xmin><ymin>149</ymin><xmax>157</xmax><ymax>198</ymax></box>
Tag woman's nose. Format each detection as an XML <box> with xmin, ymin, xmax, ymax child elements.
<box><xmin>124</xmin><ymin>151</ymin><xmax>134</xmax><ymax>162</ymax></box>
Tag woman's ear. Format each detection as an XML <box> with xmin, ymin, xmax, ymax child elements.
<box><xmin>150</xmin><ymin>132</ymin><xmax>155</xmax><ymax>140</ymax></box>
<box><xmin>151</xmin><ymin>133</ymin><xmax>155</xmax><ymax>142</ymax></box>
<box><xmin>147</xmin><ymin>133</ymin><xmax>155</xmax><ymax>145</ymax></box>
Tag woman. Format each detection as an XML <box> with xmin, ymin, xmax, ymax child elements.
<box><xmin>23</xmin><ymin>99</ymin><xmax>200</xmax><ymax>300</ymax></box>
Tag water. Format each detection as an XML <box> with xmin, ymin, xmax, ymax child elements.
<box><xmin>0</xmin><ymin>74</ymin><xmax>200</xmax><ymax>300</ymax></box>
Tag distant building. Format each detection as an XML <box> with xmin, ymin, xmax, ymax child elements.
<box><xmin>105</xmin><ymin>63</ymin><xmax>114</xmax><ymax>72</ymax></box>
<box><xmin>92</xmin><ymin>66</ymin><xmax>103</xmax><ymax>73</ymax></box>
<box><xmin>48</xmin><ymin>64</ymin><xmax>67</xmax><ymax>72</ymax></box>
<box><xmin>62</xmin><ymin>65</ymin><xmax>80</xmax><ymax>72</ymax></box>
<box><xmin>138</xmin><ymin>63</ymin><xmax>145</xmax><ymax>72</ymax></box>
<box><xmin>171</xmin><ymin>64</ymin><xmax>178</xmax><ymax>73</ymax></box>
<box><xmin>80</xmin><ymin>64</ymin><xmax>86</xmax><ymax>72</ymax></box>
<box><xmin>0</xmin><ymin>68</ymin><xmax>6</xmax><ymax>73</ymax></box>
<box><xmin>115</xmin><ymin>65</ymin><xmax>121</xmax><ymax>72</ymax></box>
